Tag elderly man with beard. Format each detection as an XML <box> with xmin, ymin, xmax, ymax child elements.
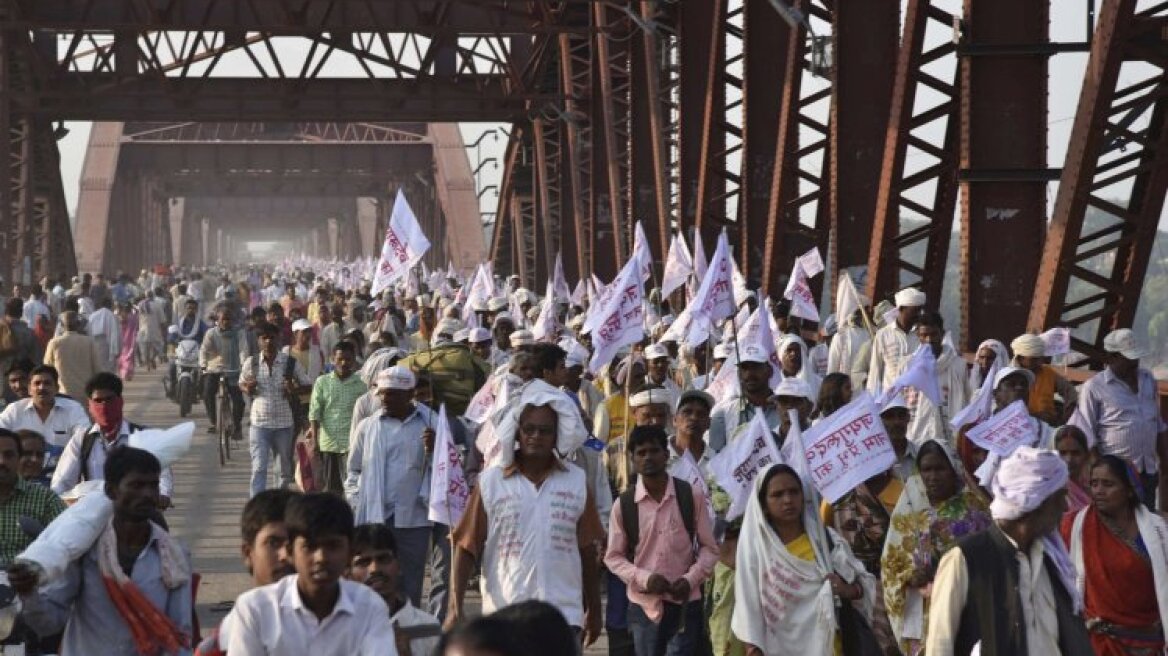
<box><xmin>447</xmin><ymin>379</ymin><xmax>604</xmax><ymax>650</ymax></box>
<box><xmin>927</xmin><ymin>447</ymin><xmax>1092</xmax><ymax>655</ymax></box>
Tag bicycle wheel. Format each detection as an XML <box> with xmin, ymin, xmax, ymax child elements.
<box><xmin>218</xmin><ymin>388</ymin><xmax>230</xmax><ymax>466</ymax></box>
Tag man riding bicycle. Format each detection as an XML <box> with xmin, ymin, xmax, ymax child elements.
<box><xmin>200</xmin><ymin>309</ymin><xmax>250</xmax><ymax>436</ymax></box>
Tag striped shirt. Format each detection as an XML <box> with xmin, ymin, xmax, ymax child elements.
<box><xmin>240</xmin><ymin>353</ymin><xmax>312</xmax><ymax>429</ymax></box>
<box><xmin>1070</xmin><ymin>367</ymin><xmax>1167</xmax><ymax>473</ymax></box>
<box><xmin>308</xmin><ymin>372</ymin><xmax>367</xmax><ymax>453</ymax></box>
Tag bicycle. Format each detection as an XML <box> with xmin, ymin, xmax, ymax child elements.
<box><xmin>217</xmin><ymin>373</ymin><xmax>236</xmax><ymax>467</ymax></box>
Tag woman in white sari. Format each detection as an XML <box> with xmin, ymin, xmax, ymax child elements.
<box><xmin>732</xmin><ymin>463</ymin><xmax>876</xmax><ymax>656</ymax></box>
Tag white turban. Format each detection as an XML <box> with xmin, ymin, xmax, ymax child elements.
<box><xmin>494</xmin><ymin>379</ymin><xmax>588</xmax><ymax>467</ymax></box>
<box><xmin>893</xmin><ymin>287</ymin><xmax>926</xmax><ymax>308</ymax></box>
<box><xmin>1010</xmin><ymin>334</ymin><xmax>1046</xmax><ymax>358</ymax></box>
<box><xmin>988</xmin><ymin>446</ymin><xmax>1082</xmax><ymax>614</ymax></box>
<box><xmin>989</xmin><ymin>446</ymin><xmax>1068</xmax><ymax>520</ymax></box>
<box><xmin>629</xmin><ymin>387</ymin><xmax>672</xmax><ymax>409</ymax></box>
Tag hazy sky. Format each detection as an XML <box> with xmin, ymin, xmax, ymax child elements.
<box><xmin>53</xmin><ymin>0</ymin><xmax>1167</xmax><ymax>238</ymax></box>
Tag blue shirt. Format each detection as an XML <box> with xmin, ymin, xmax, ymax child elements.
<box><xmin>21</xmin><ymin>523</ymin><xmax>194</xmax><ymax>656</ymax></box>
<box><xmin>345</xmin><ymin>404</ymin><xmax>434</xmax><ymax>528</ymax></box>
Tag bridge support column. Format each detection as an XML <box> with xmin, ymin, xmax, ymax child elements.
<box><xmin>327</xmin><ymin>218</ymin><xmax>339</xmax><ymax>259</ymax></box>
<box><xmin>168</xmin><ymin>199</ymin><xmax>184</xmax><ymax>266</ymax></box>
<box><xmin>357</xmin><ymin>198</ymin><xmax>379</xmax><ymax>257</ymax></box>
<box><xmin>200</xmin><ymin>219</ymin><xmax>210</xmax><ymax>267</ymax></box>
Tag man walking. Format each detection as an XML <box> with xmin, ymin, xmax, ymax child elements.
<box><xmin>927</xmin><ymin>447</ymin><xmax>1091</xmax><ymax>655</ymax></box>
<box><xmin>605</xmin><ymin>425</ymin><xmax>718</xmax><ymax>655</ymax></box>
<box><xmin>307</xmin><ymin>341</ymin><xmax>365</xmax><ymax>495</ymax></box>
<box><xmin>867</xmin><ymin>287</ymin><xmax>924</xmax><ymax>396</ymax></box>
<box><xmin>240</xmin><ymin>322</ymin><xmax>311</xmax><ymax>498</ymax></box>
<box><xmin>44</xmin><ymin>311</ymin><xmax>102</xmax><ymax>399</ymax></box>
<box><xmin>345</xmin><ymin>366</ymin><xmax>435</xmax><ymax>608</ymax></box>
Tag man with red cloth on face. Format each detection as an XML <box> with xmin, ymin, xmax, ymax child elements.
<box><xmin>50</xmin><ymin>372</ymin><xmax>174</xmax><ymax>510</ymax></box>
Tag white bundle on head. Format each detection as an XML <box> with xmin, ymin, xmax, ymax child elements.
<box><xmin>989</xmin><ymin>446</ymin><xmax>1068</xmax><ymax>520</ymax></box>
<box><xmin>493</xmin><ymin>379</ymin><xmax>588</xmax><ymax>467</ymax></box>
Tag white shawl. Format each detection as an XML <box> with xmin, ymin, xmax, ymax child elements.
<box><xmin>352</xmin><ymin>403</ymin><xmax>433</xmax><ymax>525</ymax></box>
<box><xmin>776</xmin><ymin>334</ymin><xmax>823</xmax><ymax>400</ymax></box>
<box><xmin>906</xmin><ymin>345</ymin><xmax>970</xmax><ymax>445</ymax></box>
<box><xmin>492</xmin><ymin>379</ymin><xmax>588</xmax><ymax>468</ymax></box>
<box><xmin>731</xmin><ymin>465</ymin><xmax>875</xmax><ymax>654</ymax></box>
<box><xmin>1069</xmin><ymin>505</ymin><xmax>1168</xmax><ymax>634</ymax></box>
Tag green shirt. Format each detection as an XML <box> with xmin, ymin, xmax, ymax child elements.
<box><xmin>0</xmin><ymin>479</ymin><xmax>67</xmax><ymax>566</ymax></box>
<box><xmin>308</xmin><ymin>372</ymin><xmax>367</xmax><ymax>453</ymax></box>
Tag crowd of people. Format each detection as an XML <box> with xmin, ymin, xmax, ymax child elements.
<box><xmin>0</xmin><ymin>260</ymin><xmax>1162</xmax><ymax>656</ymax></box>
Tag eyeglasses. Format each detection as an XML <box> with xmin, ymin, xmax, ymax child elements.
<box><xmin>519</xmin><ymin>424</ymin><xmax>556</xmax><ymax>438</ymax></box>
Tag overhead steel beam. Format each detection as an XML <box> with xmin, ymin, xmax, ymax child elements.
<box><xmin>18</xmin><ymin>76</ymin><xmax>546</xmax><ymax>122</ymax></box>
<box><xmin>629</xmin><ymin>0</ymin><xmax>675</xmax><ymax>265</ymax></box>
<box><xmin>958</xmin><ymin>0</ymin><xmax>1050</xmax><ymax>350</ymax></box>
<box><xmin>6</xmin><ymin>0</ymin><xmax>598</xmax><ymax>33</ymax></box>
<box><xmin>1029</xmin><ymin>0</ymin><xmax>1168</xmax><ymax>366</ymax></box>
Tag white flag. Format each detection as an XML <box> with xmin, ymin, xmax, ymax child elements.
<box><xmin>692</xmin><ymin>230</ymin><xmax>708</xmax><ymax>283</ymax></box>
<box><xmin>950</xmin><ymin>358</ymin><xmax>1001</xmax><ymax>430</ymax></box>
<box><xmin>795</xmin><ymin>392</ymin><xmax>897</xmax><ymax>504</ymax></box>
<box><xmin>1040</xmin><ymin>327</ymin><xmax>1071</xmax><ymax>356</ymax></box>
<box><xmin>461</xmin><ymin>264</ymin><xmax>493</xmax><ymax>325</ymax></box>
<box><xmin>738</xmin><ymin>294</ymin><xmax>782</xmax><ymax>388</ymax></box>
<box><xmin>834</xmin><ymin>273</ymin><xmax>865</xmax><ymax>330</ymax></box>
<box><xmin>552</xmin><ymin>252</ymin><xmax>572</xmax><ymax>303</ymax></box>
<box><xmin>570</xmin><ymin>278</ymin><xmax>588</xmax><ymax>307</ymax></box>
<box><xmin>708</xmin><ymin>408</ymin><xmax>782</xmax><ymax>520</ymax></box>
<box><xmin>633</xmin><ymin>221</ymin><xmax>653</xmax><ymax>283</ymax></box>
<box><xmin>877</xmin><ymin>344</ymin><xmax>943</xmax><ymax>408</ymax></box>
<box><xmin>685</xmin><ymin>232</ymin><xmax>736</xmax><ymax>347</ymax></box>
<box><xmin>783</xmin><ymin>260</ymin><xmax>820</xmax><ymax>322</ymax></box>
<box><xmin>705</xmin><ymin>356</ymin><xmax>740</xmax><ymax>404</ymax></box>
<box><xmin>660</xmin><ymin>233</ymin><xmax>694</xmax><ymax>298</ymax></box>
<box><xmin>532</xmin><ymin>281</ymin><xmax>559</xmax><ymax>342</ymax></box>
<box><xmin>588</xmin><ymin>259</ymin><xmax>645</xmax><ymax>373</ymax></box>
<box><xmin>669</xmin><ymin>450</ymin><xmax>714</xmax><ymax>523</ymax></box>
<box><xmin>797</xmin><ymin>247</ymin><xmax>825</xmax><ymax>279</ymax></box>
<box><xmin>964</xmin><ymin>400</ymin><xmax>1036</xmax><ymax>456</ymax></box>
<box><xmin>371</xmin><ymin>190</ymin><xmax>431</xmax><ymax>296</ymax></box>
<box><xmin>428</xmin><ymin>405</ymin><xmax>470</xmax><ymax>526</ymax></box>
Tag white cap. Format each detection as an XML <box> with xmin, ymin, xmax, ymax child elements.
<box><xmin>453</xmin><ymin>329</ymin><xmax>470</xmax><ymax>343</ymax></box>
<box><xmin>629</xmin><ymin>387</ymin><xmax>673</xmax><ymax>408</ymax></box>
<box><xmin>376</xmin><ymin>366</ymin><xmax>416</xmax><ymax>391</ymax></box>
<box><xmin>494</xmin><ymin>311</ymin><xmax>515</xmax><ymax>325</ymax></box>
<box><xmin>565</xmin><ymin>342</ymin><xmax>591</xmax><ymax>368</ymax></box>
<box><xmin>291</xmin><ymin>319</ymin><xmax>312</xmax><ymax>333</ymax></box>
<box><xmin>469</xmin><ymin>327</ymin><xmax>492</xmax><ymax>343</ymax></box>
<box><xmin>894</xmin><ymin>287</ymin><xmax>926</xmax><ymax>307</ymax></box>
<box><xmin>435</xmin><ymin>317</ymin><xmax>462</xmax><ymax>336</ymax></box>
<box><xmin>510</xmin><ymin>330</ymin><xmax>535</xmax><ymax>348</ymax></box>
<box><xmin>774</xmin><ymin>377</ymin><xmax>815</xmax><ymax>403</ymax></box>
<box><xmin>713</xmin><ymin>344</ymin><xmax>732</xmax><ymax>360</ymax></box>
<box><xmin>487</xmin><ymin>297</ymin><xmax>509</xmax><ymax>312</ymax></box>
<box><xmin>992</xmin><ymin>365</ymin><xmax>1035</xmax><ymax>390</ymax></box>
<box><xmin>737</xmin><ymin>343</ymin><xmax>770</xmax><ymax>364</ymax></box>
<box><xmin>1103</xmin><ymin>328</ymin><xmax>1149</xmax><ymax>360</ymax></box>
<box><xmin>644</xmin><ymin>344</ymin><xmax>670</xmax><ymax>360</ymax></box>
<box><xmin>880</xmin><ymin>392</ymin><xmax>909</xmax><ymax>414</ymax></box>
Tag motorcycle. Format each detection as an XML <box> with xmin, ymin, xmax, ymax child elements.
<box><xmin>167</xmin><ymin>338</ymin><xmax>201</xmax><ymax>418</ymax></box>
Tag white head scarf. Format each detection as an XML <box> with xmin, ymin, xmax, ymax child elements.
<box><xmin>493</xmin><ymin>379</ymin><xmax>588</xmax><ymax>467</ymax></box>
<box><xmin>732</xmin><ymin>464</ymin><xmax>874</xmax><ymax>654</ymax></box>
<box><xmin>776</xmin><ymin>334</ymin><xmax>822</xmax><ymax>396</ymax></box>
<box><xmin>969</xmin><ymin>339</ymin><xmax>1009</xmax><ymax>390</ymax></box>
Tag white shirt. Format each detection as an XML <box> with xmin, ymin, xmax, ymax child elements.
<box><xmin>867</xmin><ymin>321</ymin><xmax>919</xmax><ymax>396</ymax></box>
<box><xmin>478</xmin><ymin>464</ymin><xmax>589</xmax><ymax>626</ymax></box>
<box><xmin>22</xmin><ymin>298</ymin><xmax>50</xmax><ymax>327</ymax></box>
<box><xmin>391</xmin><ymin>601</ymin><xmax>441</xmax><ymax>656</ymax></box>
<box><xmin>0</xmin><ymin>396</ymin><xmax>91</xmax><ymax>473</ymax></box>
<box><xmin>224</xmin><ymin>576</ymin><xmax>398</xmax><ymax>656</ymax></box>
<box><xmin>51</xmin><ymin>420</ymin><xmax>175</xmax><ymax>497</ymax></box>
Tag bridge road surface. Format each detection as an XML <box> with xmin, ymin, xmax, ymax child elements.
<box><xmin>122</xmin><ymin>367</ymin><xmax>610</xmax><ymax>653</ymax></box>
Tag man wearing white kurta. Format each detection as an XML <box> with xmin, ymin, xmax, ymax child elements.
<box><xmin>86</xmin><ymin>299</ymin><xmax>121</xmax><ymax>373</ymax></box>
<box><xmin>446</xmin><ymin>380</ymin><xmax>604</xmax><ymax>646</ymax></box>
<box><xmin>906</xmin><ymin>311</ymin><xmax>971</xmax><ymax>444</ymax></box>
<box><xmin>866</xmin><ymin>288</ymin><xmax>924</xmax><ymax>397</ymax></box>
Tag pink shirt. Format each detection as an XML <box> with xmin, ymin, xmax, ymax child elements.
<box><xmin>604</xmin><ymin>477</ymin><xmax>719</xmax><ymax>622</ymax></box>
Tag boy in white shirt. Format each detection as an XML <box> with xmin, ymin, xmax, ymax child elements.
<box><xmin>224</xmin><ymin>493</ymin><xmax>398</xmax><ymax>655</ymax></box>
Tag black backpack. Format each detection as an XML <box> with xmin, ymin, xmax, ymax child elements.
<box><xmin>80</xmin><ymin>421</ymin><xmax>146</xmax><ymax>481</ymax></box>
<box><xmin>619</xmin><ymin>477</ymin><xmax>696</xmax><ymax>562</ymax></box>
